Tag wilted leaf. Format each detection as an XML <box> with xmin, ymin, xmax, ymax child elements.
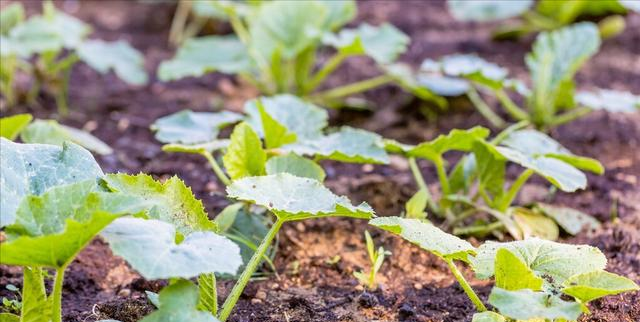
<box><xmin>227</xmin><ymin>173</ymin><xmax>374</xmax><ymax>221</ymax></box>
<box><xmin>510</xmin><ymin>207</ymin><xmax>559</xmax><ymax>240</ymax></box>
<box><xmin>370</xmin><ymin>216</ymin><xmax>475</xmax><ymax>262</ymax></box>
<box><xmin>77</xmin><ymin>40</ymin><xmax>148</xmax><ymax>85</ymax></box>
<box><xmin>265</xmin><ymin>154</ymin><xmax>325</xmax><ymax>182</ymax></box>
<box><xmin>488</xmin><ymin>288</ymin><xmax>582</xmax><ymax>320</ymax></box>
<box><xmin>323</xmin><ymin>23</ymin><xmax>409</xmax><ymax>64</ymax></box>
<box><xmin>140</xmin><ymin>280</ymin><xmax>220</xmax><ymax>322</ymax></box>
<box><xmin>495</xmin><ymin>248</ymin><xmax>543</xmax><ymax>291</ymax></box>
<box><xmin>152</xmin><ymin>110</ymin><xmax>243</xmax><ymax>144</ymax></box>
<box><xmin>447</xmin><ymin>0</ymin><xmax>533</xmax><ymax>21</ymax></box>
<box><xmin>576</xmin><ymin>89</ymin><xmax>639</xmax><ymax>113</ymax></box>
<box><xmin>536</xmin><ymin>203</ymin><xmax>600</xmax><ymax>235</ymax></box>
<box><xmin>222</xmin><ymin>122</ymin><xmax>266</xmax><ymax>180</ymax></box>
<box><xmin>20</xmin><ymin>119</ymin><xmax>112</xmax><ymax>155</ymax></box>
<box><xmin>562</xmin><ymin>271</ymin><xmax>639</xmax><ymax>303</ymax></box>
<box><xmin>0</xmin><ymin>113</ymin><xmax>32</xmax><ymax>140</ymax></box>
<box><xmin>102</xmin><ymin>218</ymin><xmax>241</xmax><ymax>279</ymax></box>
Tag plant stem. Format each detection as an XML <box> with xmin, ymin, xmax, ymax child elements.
<box><xmin>453</xmin><ymin>222</ymin><xmax>504</xmax><ymax>236</ymax></box>
<box><xmin>305</xmin><ymin>52</ymin><xmax>348</xmax><ymax>94</ymax></box>
<box><xmin>201</xmin><ymin>151</ymin><xmax>231</xmax><ymax>186</ymax></box>
<box><xmin>466</xmin><ymin>86</ymin><xmax>506</xmax><ymax>129</ymax></box>
<box><xmin>408</xmin><ymin>157</ymin><xmax>440</xmax><ymax>215</ymax></box>
<box><xmin>433</xmin><ymin>157</ymin><xmax>450</xmax><ymax>196</ymax></box>
<box><xmin>498</xmin><ymin>169</ymin><xmax>534</xmax><ymax>212</ymax></box>
<box><xmin>309</xmin><ymin>75</ymin><xmax>392</xmax><ymax>102</ymax></box>
<box><xmin>445</xmin><ymin>259</ymin><xmax>487</xmax><ymax>312</ymax></box>
<box><xmin>51</xmin><ymin>266</ymin><xmax>67</xmax><ymax>322</ymax></box>
<box><xmin>495</xmin><ymin>89</ymin><xmax>529</xmax><ymax>121</ymax></box>
<box><xmin>490</xmin><ymin>120</ymin><xmax>531</xmax><ymax>145</ymax></box>
<box><xmin>219</xmin><ymin>219</ymin><xmax>284</xmax><ymax>321</ymax></box>
<box><xmin>169</xmin><ymin>0</ymin><xmax>191</xmax><ymax>46</ymax></box>
<box><xmin>547</xmin><ymin>106</ymin><xmax>592</xmax><ymax>128</ymax></box>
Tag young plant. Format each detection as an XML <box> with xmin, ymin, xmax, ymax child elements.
<box><xmin>0</xmin><ymin>139</ymin><xmax>242</xmax><ymax>322</ymax></box>
<box><xmin>370</xmin><ymin>217</ymin><xmax>639</xmax><ymax>321</ymax></box>
<box><xmin>0</xmin><ymin>2</ymin><xmax>147</xmax><ymax>114</ymax></box>
<box><xmin>158</xmin><ymin>1</ymin><xmax>424</xmax><ymax>108</ymax></box>
<box><xmin>353</xmin><ymin>230</ymin><xmax>391</xmax><ymax>290</ymax></box>
<box><xmin>411</xmin><ymin>23</ymin><xmax>639</xmax><ymax>130</ymax></box>
<box><xmin>447</xmin><ymin>0</ymin><xmax>639</xmax><ymax>40</ymax></box>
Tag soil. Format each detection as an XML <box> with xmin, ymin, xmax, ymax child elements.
<box><xmin>1</xmin><ymin>1</ymin><xmax>639</xmax><ymax>322</ymax></box>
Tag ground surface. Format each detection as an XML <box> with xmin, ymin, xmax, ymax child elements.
<box><xmin>1</xmin><ymin>1</ymin><xmax>639</xmax><ymax>321</ymax></box>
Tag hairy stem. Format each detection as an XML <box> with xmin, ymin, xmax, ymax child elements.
<box><xmin>201</xmin><ymin>151</ymin><xmax>231</xmax><ymax>186</ymax></box>
<box><xmin>219</xmin><ymin>219</ymin><xmax>284</xmax><ymax>321</ymax></box>
<box><xmin>309</xmin><ymin>75</ymin><xmax>393</xmax><ymax>102</ymax></box>
<box><xmin>445</xmin><ymin>259</ymin><xmax>487</xmax><ymax>312</ymax></box>
<box><xmin>51</xmin><ymin>266</ymin><xmax>67</xmax><ymax>322</ymax></box>
<box><xmin>466</xmin><ymin>87</ymin><xmax>506</xmax><ymax>129</ymax></box>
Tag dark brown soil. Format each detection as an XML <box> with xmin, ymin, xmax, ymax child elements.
<box><xmin>1</xmin><ymin>1</ymin><xmax>639</xmax><ymax>322</ymax></box>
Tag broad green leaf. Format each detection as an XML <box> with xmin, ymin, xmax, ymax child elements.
<box><xmin>421</xmin><ymin>54</ymin><xmax>508</xmax><ymax>89</ymax></box>
<box><xmin>320</xmin><ymin>0</ymin><xmax>356</xmax><ymax>30</ymax></box>
<box><xmin>562</xmin><ymin>271</ymin><xmax>639</xmax><ymax>303</ymax></box>
<box><xmin>370</xmin><ymin>216</ymin><xmax>475</xmax><ymax>262</ymax></box>
<box><xmin>0</xmin><ymin>211</ymin><xmax>119</xmax><ymax>268</ymax></box>
<box><xmin>5</xmin><ymin>18</ymin><xmax>61</xmax><ymax>57</ymax></box>
<box><xmin>405</xmin><ymin>188</ymin><xmax>428</xmax><ymax>219</ymax></box>
<box><xmin>140</xmin><ymin>280</ymin><xmax>220</xmax><ymax>322</ymax></box>
<box><xmin>526</xmin><ymin>23</ymin><xmax>600</xmax><ymax>119</ymax></box>
<box><xmin>408</xmin><ymin>126</ymin><xmax>490</xmax><ymax>161</ymax></box>
<box><xmin>249</xmin><ymin>1</ymin><xmax>327</xmax><ymax>60</ymax></box>
<box><xmin>245</xmin><ymin>95</ymin><xmax>328</xmax><ymax>141</ymax></box>
<box><xmin>488</xmin><ymin>288</ymin><xmax>582</xmax><ymax>321</ymax></box>
<box><xmin>384</xmin><ymin>63</ymin><xmax>448</xmax><ymax>106</ymax></box>
<box><xmin>227</xmin><ymin>173</ymin><xmax>374</xmax><ymax>221</ymax></box>
<box><xmin>576</xmin><ymin>89</ymin><xmax>639</xmax><ymax>113</ymax></box>
<box><xmin>102</xmin><ymin>174</ymin><xmax>217</xmax><ymax>235</ymax></box>
<box><xmin>162</xmin><ymin>140</ymin><xmax>230</xmax><ymax>155</ymax></box>
<box><xmin>257</xmin><ymin>101</ymin><xmax>297</xmax><ymax>149</ymax></box>
<box><xmin>20</xmin><ymin>119</ymin><xmax>113</xmax><ymax>155</ymax></box>
<box><xmin>416</xmin><ymin>75</ymin><xmax>470</xmax><ymax>97</ymax></box>
<box><xmin>536</xmin><ymin>203</ymin><xmax>600</xmax><ymax>235</ymax></box>
<box><xmin>472</xmin><ymin>141</ymin><xmax>505</xmax><ymax>199</ymax></box>
<box><xmin>323</xmin><ymin>23</ymin><xmax>409</xmax><ymax>64</ymax></box>
<box><xmin>222</xmin><ymin>122</ymin><xmax>266</xmax><ymax>180</ymax></box>
<box><xmin>20</xmin><ymin>267</ymin><xmax>50</xmax><ymax>322</ymax></box>
<box><xmin>77</xmin><ymin>40</ymin><xmax>148</xmax><ymax>85</ymax></box>
<box><xmin>282</xmin><ymin>127</ymin><xmax>389</xmax><ymax>164</ymax></box>
<box><xmin>447</xmin><ymin>0</ymin><xmax>533</xmax><ymax>21</ymax></box>
<box><xmin>0</xmin><ymin>139</ymin><xmax>102</xmax><ymax>227</ymax></box>
<box><xmin>471</xmin><ymin>238</ymin><xmax>607</xmax><ymax>288</ymax></box>
<box><xmin>101</xmin><ymin>218</ymin><xmax>241</xmax><ymax>279</ymax></box>
<box><xmin>471</xmin><ymin>312</ymin><xmax>505</xmax><ymax>322</ymax></box>
<box><xmin>510</xmin><ymin>207</ymin><xmax>559</xmax><ymax>240</ymax></box>
<box><xmin>495</xmin><ymin>248</ymin><xmax>543</xmax><ymax>291</ymax></box>
<box><xmin>158</xmin><ymin>36</ymin><xmax>253</xmax><ymax>81</ymax></box>
<box><xmin>536</xmin><ymin>0</ymin><xmax>626</xmax><ymax>23</ymax></box>
<box><xmin>265</xmin><ymin>154</ymin><xmax>326</xmax><ymax>182</ymax></box>
<box><xmin>152</xmin><ymin>110</ymin><xmax>243</xmax><ymax>144</ymax></box>
<box><xmin>0</xmin><ymin>3</ymin><xmax>24</xmax><ymax>35</ymax></box>
<box><xmin>0</xmin><ymin>113</ymin><xmax>32</xmax><ymax>140</ymax></box>
<box><xmin>213</xmin><ymin>202</ymin><xmax>244</xmax><ymax>233</ymax></box>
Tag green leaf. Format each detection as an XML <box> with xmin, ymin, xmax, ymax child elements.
<box><xmin>526</xmin><ymin>23</ymin><xmax>600</xmax><ymax>119</ymax></box>
<box><xmin>256</xmin><ymin>101</ymin><xmax>297</xmax><ymax>149</ymax></box>
<box><xmin>162</xmin><ymin>140</ymin><xmax>230</xmax><ymax>155</ymax></box>
<box><xmin>471</xmin><ymin>238</ymin><xmax>607</xmax><ymax>289</ymax></box>
<box><xmin>471</xmin><ymin>312</ymin><xmax>505</xmax><ymax>322</ymax></box>
<box><xmin>282</xmin><ymin>127</ymin><xmax>389</xmax><ymax>164</ymax></box>
<box><xmin>488</xmin><ymin>288</ymin><xmax>582</xmax><ymax>321</ymax></box>
<box><xmin>101</xmin><ymin>218</ymin><xmax>241</xmax><ymax>279</ymax></box>
<box><xmin>405</xmin><ymin>189</ymin><xmax>428</xmax><ymax>219</ymax></box>
<box><xmin>20</xmin><ymin>267</ymin><xmax>50</xmax><ymax>322</ymax></box>
<box><xmin>227</xmin><ymin>173</ymin><xmax>374</xmax><ymax>221</ymax></box>
<box><xmin>197</xmin><ymin>273</ymin><xmax>217</xmax><ymax>314</ymax></box>
<box><xmin>213</xmin><ymin>202</ymin><xmax>244</xmax><ymax>233</ymax></box>
<box><xmin>152</xmin><ymin>110</ymin><xmax>243</xmax><ymax>144</ymax></box>
<box><xmin>158</xmin><ymin>36</ymin><xmax>253</xmax><ymax>81</ymax></box>
<box><xmin>472</xmin><ymin>141</ymin><xmax>505</xmax><ymax>199</ymax></box>
<box><xmin>323</xmin><ymin>23</ymin><xmax>409</xmax><ymax>64</ymax></box>
<box><xmin>370</xmin><ymin>216</ymin><xmax>475</xmax><ymax>262</ymax></box>
<box><xmin>222</xmin><ymin>122</ymin><xmax>266</xmax><ymax>180</ymax></box>
<box><xmin>245</xmin><ymin>95</ymin><xmax>328</xmax><ymax>141</ymax></box>
<box><xmin>510</xmin><ymin>207</ymin><xmax>559</xmax><ymax>240</ymax></box>
<box><xmin>20</xmin><ymin>119</ymin><xmax>113</xmax><ymax>155</ymax></box>
<box><xmin>536</xmin><ymin>203</ymin><xmax>600</xmax><ymax>235</ymax></box>
<box><xmin>0</xmin><ymin>211</ymin><xmax>119</xmax><ymax>268</ymax></box>
<box><xmin>562</xmin><ymin>271</ymin><xmax>639</xmax><ymax>303</ymax></box>
<box><xmin>576</xmin><ymin>89</ymin><xmax>639</xmax><ymax>113</ymax></box>
<box><xmin>0</xmin><ymin>139</ymin><xmax>103</xmax><ymax>227</ymax></box>
<box><xmin>0</xmin><ymin>314</ymin><xmax>19</xmax><ymax>322</ymax></box>
<box><xmin>0</xmin><ymin>3</ymin><xmax>24</xmax><ymax>35</ymax></box>
<box><xmin>221</xmin><ymin>207</ymin><xmax>275</xmax><ymax>270</ymax></box>
<box><xmin>320</xmin><ymin>0</ymin><xmax>356</xmax><ymax>30</ymax></box>
<box><xmin>495</xmin><ymin>248</ymin><xmax>543</xmax><ymax>291</ymax></box>
<box><xmin>384</xmin><ymin>63</ymin><xmax>448</xmax><ymax>106</ymax></box>
<box><xmin>447</xmin><ymin>0</ymin><xmax>533</xmax><ymax>21</ymax></box>
<box><xmin>140</xmin><ymin>280</ymin><xmax>220</xmax><ymax>322</ymax></box>
<box><xmin>408</xmin><ymin>126</ymin><xmax>490</xmax><ymax>161</ymax></box>
<box><xmin>0</xmin><ymin>114</ymin><xmax>32</xmax><ymax>140</ymax></box>
<box><xmin>102</xmin><ymin>174</ymin><xmax>217</xmax><ymax>235</ymax></box>
<box><xmin>77</xmin><ymin>40</ymin><xmax>148</xmax><ymax>85</ymax></box>
<box><xmin>421</xmin><ymin>54</ymin><xmax>508</xmax><ymax>89</ymax></box>
<box><xmin>265</xmin><ymin>154</ymin><xmax>326</xmax><ymax>182</ymax></box>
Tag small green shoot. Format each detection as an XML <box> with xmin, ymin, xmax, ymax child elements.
<box><xmin>353</xmin><ymin>230</ymin><xmax>391</xmax><ymax>290</ymax></box>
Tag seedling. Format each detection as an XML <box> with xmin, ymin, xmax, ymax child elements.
<box><xmin>447</xmin><ymin>0</ymin><xmax>639</xmax><ymax>40</ymax></box>
<box><xmin>158</xmin><ymin>1</ymin><xmax>423</xmax><ymax>108</ymax></box>
<box><xmin>371</xmin><ymin>217</ymin><xmax>639</xmax><ymax>320</ymax></box>
<box><xmin>411</xmin><ymin>23</ymin><xmax>639</xmax><ymax>130</ymax></box>
<box><xmin>353</xmin><ymin>230</ymin><xmax>391</xmax><ymax>290</ymax></box>
<box><xmin>0</xmin><ymin>2</ymin><xmax>147</xmax><ymax>114</ymax></box>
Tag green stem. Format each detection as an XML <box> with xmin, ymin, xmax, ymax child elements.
<box><xmin>304</xmin><ymin>52</ymin><xmax>348</xmax><ymax>94</ymax></box>
<box><xmin>210</xmin><ymin>274</ymin><xmax>218</xmax><ymax>316</ymax></box>
<box><xmin>453</xmin><ymin>222</ymin><xmax>504</xmax><ymax>236</ymax></box>
<box><xmin>408</xmin><ymin>157</ymin><xmax>439</xmax><ymax>214</ymax></box>
<box><xmin>308</xmin><ymin>75</ymin><xmax>392</xmax><ymax>101</ymax></box>
<box><xmin>490</xmin><ymin>120</ymin><xmax>531</xmax><ymax>145</ymax></box>
<box><xmin>466</xmin><ymin>86</ymin><xmax>506</xmax><ymax>129</ymax></box>
<box><xmin>434</xmin><ymin>157</ymin><xmax>450</xmax><ymax>196</ymax></box>
<box><xmin>495</xmin><ymin>89</ymin><xmax>528</xmax><ymax>121</ymax></box>
<box><xmin>218</xmin><ymin>218</ymin><xmax>284</xmax><ymax>321</ymax></box>
<box><xmin>201</xmin><ymin>151</ymin><xmax>231</xmax><ymax>186</ymax></box>
<box><xmin>445</xmin><ymin>259</ymin><xmax>487</xmax><ymax>312</ymax></box>
<box><xmin>51</xmin><ymin>266</ymin><xmax>67</xmax><ymax>322</ymax></box>
<box><xmin>169</xmin><ymin>0</ymin><xmax>191</xmax><ymax>46</ymax></box>
<box><xmin>498</xmin><ymin>169</ymin><xmax>534</xmax><ymax>212</ymax></box>
<box><xmin>547</xmin><ymin>106</ymin><xmax>592</xmax><ymax>128</ymax></box>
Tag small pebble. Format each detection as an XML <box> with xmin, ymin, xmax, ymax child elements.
<box><xmin>355</xmin><ymin>284</ymin><xmax>364</xmax><ymax>292</ymax></box>
<box><xmin>250</xmin><ymin>298</ymin><xmax>262</xmax><ymax>305</ymax></box>
<box><xmin>117</xmin><ymin>288</ymin><xmax>131</xmax><ymax>297</ymax></box>
<box><xmin>255</xmin><ymin>290</ymin><xmax>267</xmax><ymax>300</ymax></box>
<box><xmin>413</xmin><ymin>283</ymin><xmax>423</xmax><ymax>290</ymax></box>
